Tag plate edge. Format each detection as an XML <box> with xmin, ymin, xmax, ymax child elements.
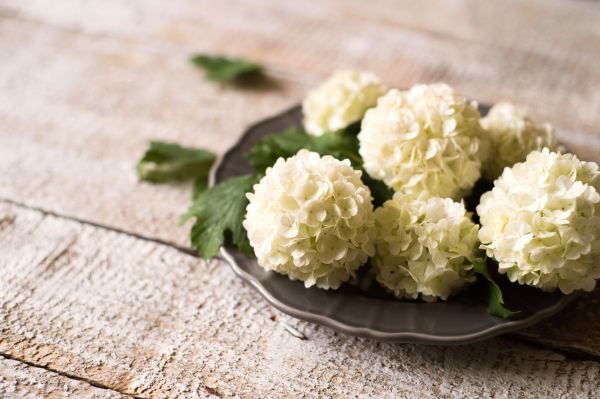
<box><xmin>220</xmin><ymin>247</ymin><xmax>580</xmax><ymax>345</ymax></box>
<box><xmin>210</xmin><ymin>103</ymin><xmax>582</xmax><ymax>345</ymax></box>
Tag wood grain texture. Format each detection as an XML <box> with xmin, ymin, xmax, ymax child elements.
<box><xmin>0</xmin><ymin>0</ymin><xmax>599</xmax><ymax>250</ymax></box>
<box><xmin>3</xmin><ymin>0</ymin><xmax>600</xmax><ymax>149</ymax></box>
<box><xmin>509</xmin><ymin>287</ymin><xmax>600</xmax><ymax>361</ymax></box>
<box><xmin>2</xmin><ymin>0</ymin><xmax>600</xmax><ymax>396</ymax></box>
<box><xmin>2</xmin><ymin>201</ymin><xmax>600</xmax><ymax>399</ymax></box>
<box><xmin>0</xmin><ymin>356</ymin><xmax>131</xmax><ymax>398</ymax></box>
<box><xmin>0</xmin><ymin>14</ymin><xmax>309</xmax><ymax>248</ymax></box>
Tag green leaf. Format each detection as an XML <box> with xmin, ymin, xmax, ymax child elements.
<box><xmin>190</xmin><ymin>54</ymin><xmax>263</xmax><ymax>83</ymax></box>
<box><xmin>180</xmin><ymin>174</ymin><xmax>262</xmax><ymax>261</ymax></box>
<box><xmin>191</xmin><ymin>177</ymin><xmax>209</xmax><ymax>201</ymax></box>
<box><xmin>137</xmin><ymin>141</ymin><xmax>216</xmax><ymax>189</ymax></box>
<box><xmin>245</xmin><ymin>122</ymin><xmax>364</xmax><ymax>173</ymax></box>
<box><xmin>244</xmin><ymin>126</ymin><xmax>312</xmax><ymax>173</ymax></box>
<box><xmin>244</xmin><ymin>121</ymin><xmax>392</xmax><ymax>206</ymax></box>
<box><xmin>463</xmin><ymin>257</ymin><xmax>520</xmax><ymax>318</ymax></box>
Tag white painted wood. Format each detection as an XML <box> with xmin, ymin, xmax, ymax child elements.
<box><xmin>1</xmin><ymin>0</ymin><xmax>600</xmax><ymax>249</ymax></box>
<box><xmin>0</xmin><ymin>356</ymin><xmax>132</xmax><ymax>398</ymax></box>
<box><xmin>4</xmin><ymin>0</ymin><xmax>600</xmax><ymax>137</ymax></box>
<box><xmin>0</xmin><ymin>14</ymin><xmax>308</xmax><ymax>248</ymax></box>
<box><xmin>2</xmin><ymin>202</ymin><xmax>600</xmax><ymax>398</ymax></box>
<box><xmin>509</xmin><ymin>288</ymin><xmax>600</xmax><ymax>360</ymax></box>
<box><xmin>2</xmin><ymin>0</ymin><xmax>600</xmax><ymax>395</ymax></box>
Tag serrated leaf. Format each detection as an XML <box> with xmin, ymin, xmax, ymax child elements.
<box><xmin>462</xmin><ymin>257</ymin><xmax>520</xmax><ymax>318</ymax></box>
<box><xmin>137</xmin><ymin>141</ymin><xmax>216</xmax><ymax>191</ymax></box>
<box><xmin>180</xmin><ymin>174</ymin><xmax>261</xmax><ymax>261</ymax></box>
<box><xmin>190</xmin><ymin>54</ymin><xmax>263</xmax><ymax>83</ymax></box>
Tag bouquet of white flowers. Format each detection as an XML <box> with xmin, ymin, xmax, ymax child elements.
<box><xmin>142</xmin><ymin>69</ymin><xmax>599</xmax><ymax>319</ymax></box>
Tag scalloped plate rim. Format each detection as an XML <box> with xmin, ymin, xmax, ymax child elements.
<box><xmin>209</xmin><ymin>104</ymin><xmax>582</xmax><ymax>345</ymax></box>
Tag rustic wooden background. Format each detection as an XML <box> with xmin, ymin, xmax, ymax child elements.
<box><xmin>2</xmin><ymin>0</ymin><xmax>600</xmax><ymax>397</ymax></box>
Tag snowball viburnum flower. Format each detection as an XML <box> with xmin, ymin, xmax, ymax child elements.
<box><xmin>358</xmin><ymin>83</ymin><xmax>487</xmax><ymax>201</ymax></box>
<box><xmin>480</xmin><ymin>102</ymin><xmax>563</xmax><ymax>180</ymax></box>
<box><xmin>477</xmin><ymin>148</ymin><xmax>600</xmax><ymax>294</ymax></box>
<box><xmin>243</xmin><ymin>149</ymin><xmax>377</xmax><ymax>289</ymax></box>
<box><xmin>373</xmin><ymin>194</ymin><xmax>480</xmax><ymax>301</ymax></box>
<box><xmin>302</xmin><ymin>70</ymin><xmax>387</xmax><ymax>137</ymax></box>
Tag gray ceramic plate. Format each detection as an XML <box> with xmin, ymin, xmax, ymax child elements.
<box><xmin>211</xmin><ymin>104</ymin><xmax>580</xmax><ymax>345</ymax></box>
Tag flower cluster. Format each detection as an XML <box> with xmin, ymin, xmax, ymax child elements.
<box><xmin>477</xmin><ymin>148</ymin><xmax>600</xmax><ymax>294</ymax></box>
<box><xmin>243</xmin><ymin>149</ymin><xmax>377</xmax><ymax>289</ymax></box>
<box><xmin>302</xmin><ymin>70</ymin><xmax>387</xmax><ymax>137</ymax></box>
<box><xmin>480</xmin><ymin>102</ymin><xmax>562</xmax><ymax>180</ymax></box>
<box><xmin>358</xmin><ymin>83</ymin><xmax>487</xmax><ymax>201</ymax></box>
<box><xmin>373</xmin><ymin>194</ymin><xmax>480</xmax><ymax>301</ymax></box>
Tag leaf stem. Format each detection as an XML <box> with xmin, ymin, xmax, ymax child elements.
<box><xmin>339</xmin><ymin>149</ymin><xmax>364</xmax><ymax>169</ymax></box>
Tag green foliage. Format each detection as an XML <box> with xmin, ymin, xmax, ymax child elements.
<box><xmin>137</xmin><ymin>141</ymin><xmax>216</xmax><ymax>199</ymax></box>
<box><xmin>191</xmin><ymin>177</ymin><xmax>209</xmax><ymax>201</ymax></box>
<box><xmin>462</xmin><ymin>257</ymin><xmax>520</xmax><ymax>318</ymax></box>
<box><xmin>180</xmin><ymin>174</ymin><xmax>262</xmax><ymax>261</ymax></box>
<box><xmin>244</xmin><ymin>121</ymin><xmax>393</xmax><ymax>206</ymax></box>
<box><xmin>244</xmin><ymin>126</ymin><xmax>309</xmax><ymax>173</ymax></box>
<box><xmin>245</xmin><ymin>123</ymin><xmax>360</xmax><ymax>173</ymax></box>
<box><xmin>190</xmin><ymin>54</ymin><xmax>263</xmax><ymax>82</ymax></box>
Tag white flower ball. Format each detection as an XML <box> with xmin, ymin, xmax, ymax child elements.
<box><xmin>358</xmin><ymin>83</ymin><xmax>487</xmax><ymax>201</ymax></box>
<box><xmin>373</xmin><ymin>194</ymin><xmax>480</xmax><ymax>302</ymax></box>
<box><xmin>477</xmin><ymin>148</ymin><xmax>600</xmax><ymax>294</ymax></box>
<box><xmin>243</xmin><ymin>149</ymin><xmax>377</xmax><ymax>289</ymax></box>
<box><xmin>302</xmin><ymin>70</ymin><xmax>387</xmax><ymax>137</ymax></box>
<box><xmin>481</xmin><ymin>101</ymin><xmax>563</xmax><ymax>180</ymax></box>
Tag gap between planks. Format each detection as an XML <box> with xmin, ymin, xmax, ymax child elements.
<box><xmin>3</xmin><ymin>197</ymin><xmax>600</xmax><ymax>366</ymax></box>
<box><xmin>3</xmin><ymin>199</ymin><xmax>600</xmax><ymax>397</ymax></box>
<box><xmin>0</xmin><ymin>353</ymin><xmax>222</xmax><ymax>398</ymax></box>
<box><xmin>0</xmin><ymin>353</ymin><xmax>140</xmax><ymax>399</ymax></box>
<box><xmin>0</xmin><ymin>198</ymin><xmax>199</xmax><ymax>258</ymax></box>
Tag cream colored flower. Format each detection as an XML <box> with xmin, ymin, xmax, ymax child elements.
<box><xmin>302</xmin><ymin>70</ymin><xmax>387</xmax><ymax>137</ymax></box>
<box><xmin>373</xmin><ymin>194</ymin><xmax>480</xmax><ymax>301</ymax></box>
<box><xmin>358</xmin><ymin>83</ymin><xmax>487</xmax><ymax>201</ymax></box>
<box><xmin>243</xmin><ymin>149</ymin><xmax>376</xmax><ymax>289</ymax></box>
<box><xmin>477</xmin><ymin>148</ymin><xmax>600</xmax><ymax>294</ymax></box>
<box><xmin>481</xmin><ymin>102</ymin><xmax>563</xmax><ymax>180</ymax></box>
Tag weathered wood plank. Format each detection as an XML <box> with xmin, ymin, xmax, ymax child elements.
<box><xmin>0</xmin><ymin>15</ymin><xmax>308</xmax><ymax>248</ymax></box>
<box><xmin>0</xmin><ymin>0</ymin><xmax>599</xmax><ymax>250</ymax></box>
<box><xmin>2</xmin><ymin>201</ymin><xmax>600</xmax><ymax>399</ymax></box>
<box><xmin>3</xmin><ymin>0</ymin><xmax>600</xmax><ymax>387</ymax></box>
<box><xmin>1</xmin><ymin>0</ymin><xmax>600</xmax><ymax>250</ymax></box>
<box><xmin>0</xmin><ymin>356</ymin><xmax>132</xmax><ymax>399</ymax></box>
<box><xmin>3</xmin><ymin>0</ymin><xmax>600</xmax><ymax>140</ymax></box>
<box><xmin>509</xmin><ymin>288</ymin><xmax>600</xmax><ymax>361</ymax></box>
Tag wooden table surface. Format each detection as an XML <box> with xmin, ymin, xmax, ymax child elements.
<box><xmin>2</xmin><ymin>0</ymin><xmax>600</xmax><ymax>397</ymax></box>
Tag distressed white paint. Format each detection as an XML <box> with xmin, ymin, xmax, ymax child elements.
<box><xmin>0</xmin><ymin>356</ymin><xmax>131</xmax><ymax>398</ymax></box>
<box><xmin>3</xmin><ymin>0</ymin><xmax>600</xmax><ymax>133</ymax></box>
<box><xmin>2</xmin><ymin>202</ymin><xmax>600</xmax><ymax>398</ymax></box>
<box><xmin>2</xmin><ymin>0</ymin><xmax>600</xmax><ymax>396</ymax></box>
<box><xmin>1</xmin><ymin>0</ymin><xmax>600</xmax><ymax>249</ymax></box>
